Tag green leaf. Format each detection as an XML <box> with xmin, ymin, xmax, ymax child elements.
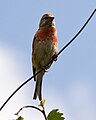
<box><xmin>47</xmin><ymin>109</ymin><xmax>65</xmax><ymax>120</ymax></box>
<box><xmin>16</xmin><ymin>116</ymin><xmax>24</xmax><ymax>120</ymax></box>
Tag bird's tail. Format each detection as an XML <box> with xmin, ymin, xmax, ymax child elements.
<box><xmin>33</xmin><ymin>71</ymin><xmax>44</xmax><ymax>101</ymax></box>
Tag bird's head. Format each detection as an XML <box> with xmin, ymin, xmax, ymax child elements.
<box><xmin>39</xmin><ymin>13</ymin><xmax>55</xmax><ymax>28</ymax></box>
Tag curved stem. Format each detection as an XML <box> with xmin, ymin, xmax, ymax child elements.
<box><xmin>58</xmin><ymin>8</ymin><xmax>96</xmax><ymax>56</ymax></box>
<box><xmin>15</xmin><ymin>105</ymin><xmax>47</xmax><ymax>120</ymax></box>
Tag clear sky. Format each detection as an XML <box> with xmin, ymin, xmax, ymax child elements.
<box><xmin>0</xmin><ymin>0</ymin><xmax>96</xmax><ymax>120</ymax></box>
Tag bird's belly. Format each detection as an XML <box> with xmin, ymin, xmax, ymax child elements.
<box><xmin>33</xmin><ymin>40</ymin><xmax>55</xmax><ymax>69</ymax></box>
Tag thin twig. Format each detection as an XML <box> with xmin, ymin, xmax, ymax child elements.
<box><xmin>15</xmin><ymin>105</ymin><xmax>47</xmax><ymax>120</ymax></box>
<box><xmin>0</xmin><ymin>8</ymin><xmax>96</xmax><ymax>111</ymax></box>
<box><xmin>58</xmin><ymin>8</ymin><xmax>96</xmax><ymax>56</ymax></box>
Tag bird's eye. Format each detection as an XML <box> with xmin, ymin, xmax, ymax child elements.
<box><xmin>44</xmin><ymin>17</ymin><xmax>48</xmax><ymax>20</ymax></box>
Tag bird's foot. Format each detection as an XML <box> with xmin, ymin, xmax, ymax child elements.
<box><xmin>52</xmin><ymin>54</ymin><xmax>58</xmax><ymax>61</ymax></box>
<box><xmin>42</xmin><ymin>67</ymin><xmax>49</xmax><ymax>72</ymax></box>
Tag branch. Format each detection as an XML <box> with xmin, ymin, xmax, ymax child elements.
<box><xmin>58</xmin><ymin>8</ymin><xmax>96</xmax><ymax>56</ymax></box>
<box><xmin>0</xmin><ymin>8</ymin><xmax>96</xmax><ymax>111</ymax></box>
<box><xmin>15</xmin><ymin>105</ymin><xmax>47</xmax><ymax>120</ymax></box>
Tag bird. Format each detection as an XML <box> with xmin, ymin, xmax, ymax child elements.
<box><xmin>32</xmin><ymin>13</ymin><xmax>58</xmax><ymax>101</ymax></box>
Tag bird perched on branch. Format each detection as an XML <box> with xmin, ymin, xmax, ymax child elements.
<box><xmin>32</xmin><ymin>13</ymin><xmax>58</xmax><ymax>101</ymax></box>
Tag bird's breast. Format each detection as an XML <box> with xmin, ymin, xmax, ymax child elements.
<box><xmin>36</xmin><ymin>27</ymin><xmax>58</xmax><ymax>47</ymax></box>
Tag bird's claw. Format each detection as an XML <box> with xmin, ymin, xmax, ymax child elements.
<box><xmin>53</xmin><ymin>54</ymin><xmax>58</xmax><ymax>61</ymax></box>
<box><xmin>42</xmin><ymin>67</ymin><xmax>49</xmax><ymax>72</ymax></box>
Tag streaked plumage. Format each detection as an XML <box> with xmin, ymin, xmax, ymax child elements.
<box><xmin>32</xmin><ymin>13</ymin><xmax>58</xmax><ymax>100</ymax></box>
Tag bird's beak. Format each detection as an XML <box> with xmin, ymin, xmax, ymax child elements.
<box><xmin>51</xmin><ymin>17</ymin><xmax>54</xmax><ymax>20</ymax></box>
<box><xmin>50</xmin><ymin>17</ymin><xmax>54</xmax><ymax>21</ymax></box>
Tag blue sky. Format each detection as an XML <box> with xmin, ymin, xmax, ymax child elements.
<box><xmin>0</xmin><ymin>0</ymin><xmax>96</xmax><ymax>120</ymax></box>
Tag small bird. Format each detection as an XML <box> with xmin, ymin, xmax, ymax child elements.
<box><xmin>32</xmin><ymin>13</ymin><xmax>58</xmax><ymax>101</ymax></box>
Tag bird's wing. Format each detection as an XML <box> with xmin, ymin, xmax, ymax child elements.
<box><xmin>32</xmin><ymin>65</ymin><xmax>36</xmax><ymax>81</ymax></box>
<box><xmin>32</xmin><ymin>35</ymin><xmax>37</xmax><ymax>81</ymax></box>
